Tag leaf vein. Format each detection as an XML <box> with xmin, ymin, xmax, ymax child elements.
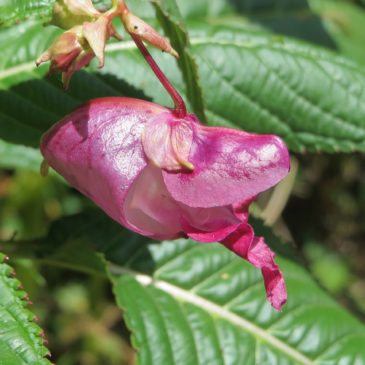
<box><xmin>110</xmin><ymin>264</ymin><xmax>314</xmax><ymax>365</ymax></box>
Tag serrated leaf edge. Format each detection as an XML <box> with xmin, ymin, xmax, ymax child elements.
<box><xmin>0</xmin><ymin>255</ymin><xmax>51</xmax><ymax>364</ymax></box>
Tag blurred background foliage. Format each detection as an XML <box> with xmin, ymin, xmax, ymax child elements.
<box><xmin>0</xmin><ymin>0</ymin><xmax>365</xmax><ymax>363</ymax></box>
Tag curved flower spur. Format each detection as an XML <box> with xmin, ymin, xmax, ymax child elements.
<box><xmin>39</xmin><ymin>0</ymin><xmax>290</xmax><ymax>311</ymax></box>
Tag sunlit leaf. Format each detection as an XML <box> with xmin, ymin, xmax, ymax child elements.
<box><xmin>0</xmin><ymin>253</ymin><xmax>50</xmax><ymax>365</ymax></box>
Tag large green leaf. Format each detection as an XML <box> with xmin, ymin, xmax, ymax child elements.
<box><xmin>0</xmin><ymin>253</ymin><xmax>50</xmax><ymax>365</ymax></box>
<box><xmin>187</xmin><ymin>24</ymin><xmax>365</xmax><ymax>153</ymax></box>
<box><xmin>14</xmin><ymin>210</ymin><xmax>365</xmax><ymax>365</ymax></box>
<box><xmin>1</xmin><ymin>21</ymin><xmax>365</xmax><ymax>152</ymax></box>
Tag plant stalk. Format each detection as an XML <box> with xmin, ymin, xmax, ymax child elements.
<box><xmin>130</xmin><ymin>34</ymin><xmax>187</xmax><ymax>118</ymax></box>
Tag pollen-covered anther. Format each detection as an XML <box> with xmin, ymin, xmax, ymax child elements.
<box><xmin>142</xmin><ymin>113</ymin><xmax>194</xmax><ymax>171</ymax></box>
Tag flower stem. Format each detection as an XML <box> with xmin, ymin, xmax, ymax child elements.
<box><xmin>112</xmin><ymin>0</ymin><xmax>128</xmax><ymax>14</ymax></box>
<box><xmin>130</xmin><ymin>34</ymin><xmax>187</xmax><ymax>118</ymax></box>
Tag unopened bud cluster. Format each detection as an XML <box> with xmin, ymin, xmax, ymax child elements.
<box><xmin>36</xmin><ymin>0</ymin><xmax>178</xmax><ymax>88</ymax></box>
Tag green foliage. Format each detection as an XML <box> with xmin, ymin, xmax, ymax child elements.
<box><xmin>24</xmin><ymin>210</ymin><xmax>365</xmax><ymax>364</ymax></box>
<box><xmin>0</xmin><ymin>0</ymin><xmax>54</xmax><ymax>27</ymax></box>
<box><xmin>188</xmin><ymin>24</ymin><xmax>365</xmax><ymax>153</ymax></box>
<box><xmin>1</xmin><ymin>0</ymin><xmax>365</xmax><ymax>363</ymax></box>
<box><xmin>0</xmin><ymin>253</ymin><xmax>50</xmax><ymax>365</ymax></box>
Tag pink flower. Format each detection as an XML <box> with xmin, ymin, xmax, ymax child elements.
<box><xmin>41</xmin><ymin>97</ymin><xmax>290</xmax><ymax>310</ymax></box>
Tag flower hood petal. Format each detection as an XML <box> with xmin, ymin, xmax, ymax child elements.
<box><xmin>163</xmin><ymin>124</ymin><xmax>290</xmax><ymax>208</ymax></box>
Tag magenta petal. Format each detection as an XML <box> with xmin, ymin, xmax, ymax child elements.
<box><xmin>124</xmin><ymin>163</ymin><xmax>184</xmax><ymax>239</ymax></box>
<box><xmin>41</xmin><ymin>97</ymin><xmax>166</xmax><ymax>226</ymax></box>
<box><xmin>124</xmin><ymin>164</ymin><xmax>241</xmax><ymax>240</ymax></box>
<box><xmin>221</xmin><ymin>224</ymin><xmax>287</xmax><ymax>310</ymax></box>
<box><xmin>248</xmin><ymin>237</ymin><xmax>287</xmax><ymax>310</ymax></box>
<box><xmin>184</xmin><ymin>223</ymin><xmax>241</xmax><ymax>243</ymax></box>
<box><xmin>163</xmin><ymin>125</ymin><xmax>290</xmax><ymax>208</ymax></box>
<box><xmin>42</xmin><ymin>99</ymin><xmax>289</xmax><ymax>309</ymax></box>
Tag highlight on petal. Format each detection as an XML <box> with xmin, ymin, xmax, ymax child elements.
<box><xmin>41</xmin><ymin>98</ymin><xmax>166</xmax><ymax>225</ymax></box>
<box><xmin>142</xmin><ymin>113</ymin><xmax>194</xmax><ymax>171</ymax></box>
<box><xmin>221</xmin><ymin>223</ymin><xmax>287</xmax><ymax>311</ymax></box>
<box><xmin>185</xmin><ymin>223</ymin><xmax>240</xmax><ymax>243</ymax></box>
<box><xmin>163</xmin><ymin>125</ymin><xmax>290</xmax><ymax>208</ymax></box>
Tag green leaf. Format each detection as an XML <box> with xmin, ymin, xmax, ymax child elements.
<box><xmin>152</xmin><ymin>0</ymin><xmax>206</xmax><ymax>121</ymax></box>
<box><xmin>187</xmin><ymin>23</ymin><xmax>365</xmax><ymax>153</ymax></box>
<box><xmin>0</xmin><ymin>253</ymin><xmax>50</xmax><ymax>365</ymax></box>
<box><xmin>177</xmin><ymin>0</ymin><xmax>231</xmax><ymax>19</ymax></box>
<box><xmin>1</xmin><ymin>21</ymin><xmax>365</xmax><ymax>153</ymax></box>
<box><xmin>14</xmin><ymin>210</ymin><xmax>365</xmax><ymax>365</ymax></box>
<box><xmin>0</xmin><ymin>139</ymin><xmax>44</xmax><ymax>171</ymax></box>
<box><xmin>0</xmin><ymin>0</ymin><xmax>53</xmax><ymax>27</ymax></box>
<box><xmin>110</xmin><ymin>237</ymin><xmax>365</xmax><ymax>364</ymax></box>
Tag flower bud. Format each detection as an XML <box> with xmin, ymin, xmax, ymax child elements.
<box><xmin>51</xmin><ymin>0</ymin><xmax>100</xmax><ymax>29</ymax></box>
<box><xmin>62</xmin><ymin>49</ymin><xmax>95</xmax><ymax>89</ymax></box>
<box><xmin>36</xmin><ymin>27</ymin><xmax>84</xmax><ymax>72</ymax></box>
<box><xmin>122</xmin><ymin>12</ymin><xmax>178</xmax><ymax>58</ymax></box>
<box><xmin>36</xmin><ymin>11</ymin><xmax>117</xmax><ymax>87</ymax></box>
<box><xmin>36</xmin><ymin>26</ymin><xmax>96</xmax><ymax>88</ymax></box>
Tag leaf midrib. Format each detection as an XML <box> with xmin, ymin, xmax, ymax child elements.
<box><xmin>109</xmin><ymin>264</ymin><xmax>314</xmax><ymax>365</ymax></box>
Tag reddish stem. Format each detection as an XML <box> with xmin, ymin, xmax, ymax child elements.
<box><xmin>130</xmin><ymin>34</ymin><xmax>187</xmax><ymax>118</ymax></box>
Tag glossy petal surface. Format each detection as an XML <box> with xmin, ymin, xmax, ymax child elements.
<box><xmin>41</xmin><ymin>97</ymin><xmax>165</xmax><ymax>226</ymax></box>
<box><xmin>164</xmin><ymin>126</ymin><xmax>290</xmax><ymax>208</ymax></box>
